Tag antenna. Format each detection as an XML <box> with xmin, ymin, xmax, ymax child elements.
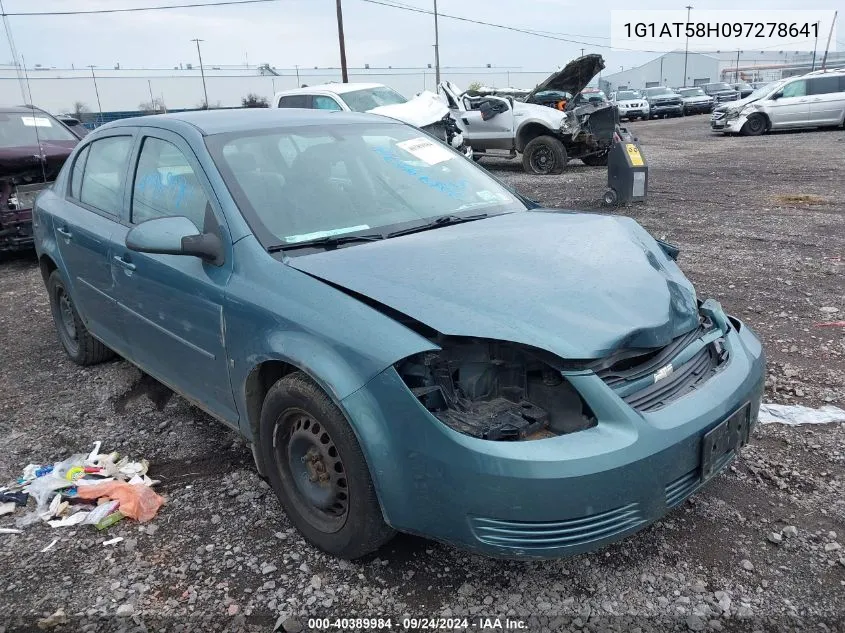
<box><xmin>21</xmin><ymin>55</ymin><xmax>48</xmax><ymax>185</ymax></box>
<box><xmin>0</xmin><ymin>0</ymin><xmax>27</xmax><ymax>102</ymax></box>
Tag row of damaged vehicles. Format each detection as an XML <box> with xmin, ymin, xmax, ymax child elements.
<box><xmin>274</xmin><ymin>54</ymin><xmax>618</xmax><ymax>174</ymax></box>
<box><xmin>2</xmin><ymin>55</ymin><xmax>611</xmax><ymax>253</ymax></box>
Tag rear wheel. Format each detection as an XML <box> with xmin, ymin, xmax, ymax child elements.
<box><xmin>522</xmin><ymin>135</ymin><xmax>567</xmax><ymax>175</ymax></box>
<box><xmin>741</xmin><ymin>113</ymin><xmax>766</xmax><ymax>136</ymax></box>
<box><xmin>47</xmin><ymin>270</ymin><xmax>114</xmax><ymax>366</ymax></box>
<box><xmin>259</xmin><ymin>372</ymin><xmax>395</xmax><ymax>559</ymax></box>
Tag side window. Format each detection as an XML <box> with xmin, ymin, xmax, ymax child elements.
<box><xmin>808</xmin><ymin>76</ymin><xmax>841</xmax><ymax>96</ymax></box>
<box><xmin>70</xmin><ymin>145</ymin><xmax>90</xmax><ymax>199</ymax></box>
<box><xmin>79</xmin><ymin>136</ymin><xmax>133</xmax><ymax>216</ymax></box>
<box><xmin>313</xmin><ymin>95</ymin><xmax>342</xmax><ymax>111</ymax></box>
<box><xmin>277</xmin><ymin>95</ymin><xmax>312</xmax><ymax>109</ymax></box>
<box><xmin>781</xmin><ymin>80</ymin><xmax>806</xmax><ymax>98</ymax></box>
<box><xmin>131</xmin><ymin>136</ymin><xmax>209</xmax><ymax>229</ymax></box>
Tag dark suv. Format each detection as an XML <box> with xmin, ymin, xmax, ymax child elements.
<box><xmin>642</xmin><ymin>87</ymin><xmax>684</xmax><ymax>118</ymax></box>
<box><xmin>1</xmin><ymin>106</ymin><xmax>79</xmax><ymax>252</ymax></box>
<box><xmin>701</xmin><ymin>82</ymin><xmax>740</xmax><ymax>104</ymax></box>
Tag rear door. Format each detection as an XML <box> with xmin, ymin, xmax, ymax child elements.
<box><xmin>54</xmin><ymin>132</ymin><xmax>136</xmax><ymax>352</ymax></box>
<box><xmin>807</xmin><ymin>75</ymin><xmax>845</xmax><ymax>126</ymax></box>
<box><xmin>768</xmin><ymin>79</ymin><xmax>811</xmax><ymax>128</ymax></box>
<box><xmin>110</xmin><ymin>129</ymin><xmax>238</xmax><ymax>423</ymax></box>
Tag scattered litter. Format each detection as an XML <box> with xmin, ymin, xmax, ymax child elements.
<box><xmin>814</xmin><ymin>321</ymin><xmax>845</xmax><ymax>328</ymax></box>
<box><xmin>1</xmin><ymin>442</ymin><xmax>164</xmax><ymax>533</ymax></box>
<box><xmin>103</xmin><ymin>536</ymin><xmax>124</xmax><ymax>546</ymax></box>
<box><xmin>760</xmin><ymin>403</ymin><xmax>845</xmax><ymax>426</ymax></box>
<box><xmin>36</xmin><ymin>608</ymin><xmax>68</xmax><ymax>629</ymax></box>
<box><xmin>40</xmin><ymin>538</ymin><xmax>59</xmax><ymax>553</ymax></box>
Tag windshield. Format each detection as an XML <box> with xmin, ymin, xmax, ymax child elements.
<box><xmin>679</xmin><ymin>88</ymin><xmax>706</xmax><ymax>97</ymax></box>
<box><xmin>616</xmin><ymin>91</ymin><xmax>640</xmax><ymax>100</ymax></box>
<box><xmin>207</xmin><ymin>122</ymin><xmax>527</xmax><ymax>249</ymax></box>
<box><xmin>339</xmin><ymin>87</ymin><xmax>407</xmax><ymax>112</ymax></box>
<box><xmin>0</xmin><ymin>111</ymin><xmax>77</xmax><ymax>147</ymax></box>
<box><xmin>645</xmin><ymin>87</ymin><xmax>675</xmax><ymax>96</ymax></box>
<box><xmin>705</xmin><ymin>83</ymin><xmax>733</xmax><ymax>92</ymax></box>
<box><xmin>748</xmin><ymin>79</ymin><xmax>787</xmax><ymax>101</ymax></box>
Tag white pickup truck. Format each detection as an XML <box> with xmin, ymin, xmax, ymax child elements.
<box><xmin>438</xmin><ymin>55</ymin><xmax>618</xmax><ymax>174</ymax></box>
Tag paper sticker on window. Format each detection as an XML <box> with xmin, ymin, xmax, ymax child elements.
<box><xmin>21</xmin><ymin>116</ymin><xmax>52</xmax><ymax>128</ymax></box>
<box><xmin>396</xmin><ymin>137</ymin><xmax>454</xmax><ymax>165</ymax></box>
<box><xmin>284</xmin><ymin>225</ymin><xmax>370</xmax><ymax>243</ymax></box>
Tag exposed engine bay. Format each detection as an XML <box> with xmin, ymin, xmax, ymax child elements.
<box><xmin>397</xmin><ymin>339</ymin><xmax>596</xmax><ymax>441</ymax></box>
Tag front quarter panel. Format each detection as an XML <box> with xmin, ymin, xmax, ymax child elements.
<box><xmin>225</xmin><ymin>237</ymin><xmax>439</xmax><ymax>440</ymax></box>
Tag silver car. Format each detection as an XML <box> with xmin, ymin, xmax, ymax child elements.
<box><xmin>711</xmin><ymin>70</ymin><xmax>845</xmax><ymax>135</ymax></box>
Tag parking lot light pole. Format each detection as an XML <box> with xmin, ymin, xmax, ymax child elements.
<box><xmin>191</xmin><ymin>39</ymin><xmax>209</xmax><ymax>108</ymax></box>
<box><xmin>683</xmin><ymin>5</ymin><xmax>692</xmax><ymax>87</ymax></box>
<box><xmin>335</xmin><ymin>0</ymin><xmax>349</xmax><ymax>83</ymax></box>
<box><xmin>433</xmin><ymin>0</ymin><xmax>441</xmax><ymax>84</ymax></box>
<box><xmin>87</xmin><ymin>65</ymin><xmax>103</xmax><ymax>126</ymax></box>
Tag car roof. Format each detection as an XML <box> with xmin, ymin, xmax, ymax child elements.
<box><xmin>0</xmin><ymin>105</ymin><xmax>53</xmax><ymax>115</ymax></box>
<box><xmin>274</xmin><ymin>82</ymin><xmax>386</xmax><ymax>96</ymax></box>
<box><xmin>100</xmin><ymin>108</ymin><xmax>397</xmax><ymax>136</ymax></box>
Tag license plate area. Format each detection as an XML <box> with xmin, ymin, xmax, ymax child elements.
<box><xmin>701</xmin><ymin>404</ymin><xmax>750</xmax><ymax>480</ymax></box>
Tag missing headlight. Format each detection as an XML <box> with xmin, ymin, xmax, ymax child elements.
<box><xmin>397</xmin><ymin>339</ymin><xmax>596</xmax><ymax>441</ymax></box>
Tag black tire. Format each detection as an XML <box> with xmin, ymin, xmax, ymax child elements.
<box><xmin>603</xmin><ymin>188</ymin><xmax>618</xmax><ymax>206</ymax></box>
<box><xmin>581</xmin><ymin>151</ymin><xmax>609</xmax><ymax>167</ymax></box>
<box><xmin>259</xmin><ymin>372</ymin><xmax>395</xmax><ymax>559</ymax></box>
<box><xmin>522</xmin><ymin>135</ymin><xmax>567</xmax><ymax>175</ymax></box>
<box><xmin>741</xmin><ymin>113</ymin><xmax>766</xmax><ymax>136</ymax></box>
<box><xmin>47</xmin><ymin>270</ymin><xmax>114</xmax><ymax>366</ymax></box>
<box><xmin>472</xmin><ymin>154</ymin><xmax>483</xmax><ymax>162</ymax></box>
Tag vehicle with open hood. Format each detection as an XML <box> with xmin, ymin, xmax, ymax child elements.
<box><xmin>439</xmin><ymin>55</ymin><xmax>618</xmax><ymax>173</ymax></box>
<box><xmin>1</xmin><ymin>106</ymin><xmax>79</xmax><ymax>252</ymax></box>
<box><xmin>272</xmin><ymin>82</ymin><xmax>470</xmax><ymax>158</ymax></box>
<box><xmin>34</xmin><ymin>109</ymin><xmax>765</xmax><ymax>560</ymax></box>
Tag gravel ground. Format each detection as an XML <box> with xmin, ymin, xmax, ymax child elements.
<box><xmin>1</xmin><ymin>116</ymin><xmax>843</xmax><ymax>633</ymax></box>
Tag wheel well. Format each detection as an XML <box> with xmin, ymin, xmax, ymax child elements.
<box><xmin>748</xmin><ymin>111</ymin><xmax>771</xmax><ymax>130</ymax></box>
<box><xmin>39</xmin><ymin>254</ymin><xmax>58</xmax><ymax>285</ymax></box>
<box><xmin>516</xmin><ymin>123</ymin><xmax>555</xmax><ymax>152</ymax></box>
<box><xmin>245</xmin><ymin>359</ymin><xmax>299</xmax><ymax>445</ymax></box>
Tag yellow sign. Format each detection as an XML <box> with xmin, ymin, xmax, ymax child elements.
<box><xmin>626</xmin><ymin>143</ymin><xmax>644</xmax><ymax>166</ymax></box>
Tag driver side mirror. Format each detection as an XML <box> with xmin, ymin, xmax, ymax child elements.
<box><xmin>126</xmin><ymin>216</ymin><xmax>224</xmax><ymax>266</ymax></box>
<box><xmin>770</xmin><ymin>91</ymin><xmax>782</xmax><ymax>100</ymax></box>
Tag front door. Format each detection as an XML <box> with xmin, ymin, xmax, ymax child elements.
<box><xmin>54</xmin><ymin>133</ymin><xmax>136</xmax><ymax>352</ymax></box>
<box><xmin>111</xmin><ymin>130</ymin><xmax>238</xmax><ymax>424</ymax></box>
<box><xmin>458</xmin><ymin>96</ymin><xmax>515</xmax><ymax>151</ymax></box>
<box><xmin>767</xmin><ymin>79</ymin><xmax>810</xmax><ymax>128</ymax></box>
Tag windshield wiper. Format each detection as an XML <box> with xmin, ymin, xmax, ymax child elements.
<box><xmin>268</xmin><ymin>233</ymin><xmax>384</xmax><ymax>252</ymax></box>
<box><xmin>387</xmin><ymin>213</ymin><xmax>489</xmax><ymax>239</ymax></box>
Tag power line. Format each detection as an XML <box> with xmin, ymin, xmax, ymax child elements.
<box><xmin>0</xmin><ymin>0</ymin><xmax>281</xmax><ymax>16</ymax></box>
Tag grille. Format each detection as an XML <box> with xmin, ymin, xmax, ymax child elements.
<box><xmin>469</xmin><ymin>503</ymin><xmax>644</xmax><ymax>549</ymax></box>
<box><xmin>597</xmin><ymin>321</ymin><xmax>726</xmax><ymax>413</ymax></box>
<box><xmin>665</xmin><ymin>470</ymin><xmax>700</xmax><ymax>507</ymax></box>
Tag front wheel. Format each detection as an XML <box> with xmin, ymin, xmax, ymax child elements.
<box><xmin>259</xmin><ymin>372</ymin><xmax>395</xmax><ymax>559</ymax></box>
<box><xmin>741</xmin><ymin>113</ymin><xmax>766</xmax><ymax>136</ymax></box>
<box><xmin>522</xmin><ymin>135</ymin><xmax>567</xmax><ymax>175</ymax></box>
<box><xmin>47</xmin><ymin>270</ymin><xmax>114</xmax><ymax>366</ymax></box>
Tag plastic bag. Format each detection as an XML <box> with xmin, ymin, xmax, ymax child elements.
<box><xmin>75</xmin><ymin>482</ymin><xmax>164</xmax><ymax>522</ymax></box>
<box><xmin>81</xmin><ymin>500</ymin><xmax>119</xmax><ymax>525</ymax></box>
<box><xmin>759</xmin><ymin>403</ymin><xmax>845</xmax><ymax>426</ymax></box>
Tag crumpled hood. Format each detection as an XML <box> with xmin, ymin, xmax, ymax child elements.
<box><xmin>287</xmin><ymin>211</ymin><xmax>700</xmax><ymax>360</ymax></box>
<box><xmin>368</xmin><ymin>91</ymin><xmax>450</xmax><ymax>128</ymax></box>
<box><xmin>524</xmin><ymin>54</ymin><xmax>605</xmax><ymax>106</ymax></box>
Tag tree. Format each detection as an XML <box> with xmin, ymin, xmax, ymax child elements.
<box><xmin>71</xmin><ymin>101</ymin><xmax>90</xmax><ymax>121</ymax></box>
<box><xmin>196</xmin><ymin>99</ymin><xmax>222</xmax><ymax>110</ymax></box>
<box><xmin>241</xmin><ymin>93</ymin><xmax>269</xmax><ymax>108</ymax></box>
<box><xmin>467</xmin><ymin>81</ymin><xmax>483</xmax><ymax>92</ymax></box>
<box><xmin>139</xmin><ymin>97</ymin><xmax>166</xmax><ymax>114</ymax></box>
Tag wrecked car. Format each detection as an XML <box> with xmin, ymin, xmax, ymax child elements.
<box><xmin>1</xmin><ymin>106</ymin><xmax>79</xmax><ymax>252</ymax></box>
<box><xmin>440</xmin><ymin>55</ymin><xmax>618</xmax><ymax>173</ymax></box>
<box><xmin>34</xmin><ymin>109</ymin><xmax>765</xmax><ymax>560</ymax></box>
<box><xmin>272</xmin><ymin>82</ymin><xmax>471</xmax><ymax>158</ymax></box>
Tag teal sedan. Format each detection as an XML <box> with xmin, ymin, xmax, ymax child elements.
<box><xmin>33</xmin><ymin>109</ymin><xmax>765</xmax><ymax>559</ymax></box>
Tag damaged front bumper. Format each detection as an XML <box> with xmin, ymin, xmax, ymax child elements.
<box><xmin>341</xmin><ymin>308</ymin><xmax>765</xmax><ymax>559</ymax></box>
<box><xmin>710</xmin><ymin>111</ymin><xmax>747</xmax><ymax>133</ymax></box>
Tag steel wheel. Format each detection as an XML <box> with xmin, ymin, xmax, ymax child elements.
<box><xmin>275</xmin><ymin>408</ymin><xmax>348</xmax><ymax>533</ymax></box>
<box><xmin>55</xmin><ymin>287</ymin><xmax>80</xmax><ymax>356</ymax></box>
<box><xmin>742</xmin><ymin>114</ymin><xmax>766</xmax><ymax>136</ymax></box>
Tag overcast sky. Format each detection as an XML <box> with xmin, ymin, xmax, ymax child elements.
<box><xmin>1</xmin><ymin>0</ymin><xmax>839</xmax><ymax>74</ymax></box>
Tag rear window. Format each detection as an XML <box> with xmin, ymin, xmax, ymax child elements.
<box><xmin>277</xmin><ymin>95</ymin><xmax>312</xmax><ymax>109</ymax></box>
<box><xmin>0</xmin><ymin>111</ymin><xmax>77</xmax><ymax>147</ymax></box>
<box><xmin>808</xmin><ymin>75</ymin><xmax>844</xmax><ymax>96</ymax></box>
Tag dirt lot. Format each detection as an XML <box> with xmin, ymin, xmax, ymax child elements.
<box><xmin>1</xmin><ymin>116</ymin><xmax>843</xmax><ymax>632</ymax></box>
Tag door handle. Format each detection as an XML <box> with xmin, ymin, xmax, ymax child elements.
<box><xmin>112</xmin><ymin>255</ymin><xmax>136</xmax><ymax>272</ymax></box>
<box><xmin>56</xmin><ymin>227</ymin><xmax>72</xmax><ymax>239</ymax></box>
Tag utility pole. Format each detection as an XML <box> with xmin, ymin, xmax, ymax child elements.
<box><xmin>820</xmin><ymin>10</ymin><xmax>838</xmax><ymax>71</ymax></box>
<box><xmin>659</xmin><ymin>57</ymin><xmax>663</xmax><ymax>85</ymax></box>
<box><xmin>295</xmin><ymin>64</ymin><xmax>300</xmax><ymax>86</ymax></box>
<box><xmin>433</xmin><ymin>0</ymin><xmax>441</xmax><ymax>84</ymax></box>
<box><xmin>683</xmin><ymin>5</ymin><xmax>693</xmax><ymax>87</ymax></box>
<box><xmin>148</xmin><ymin>80</ymin><xmax>156</xmax><ymax>112</ymax></box>
<box><xmin>735</xmin><ymin>50</ymin><xmax>740</xmax><ymax>82</ymax></box>
<box><xmin>335</xmin><ymin>0</ymin><xmax>348</xmax><ymax>82</ymax></box>
<box><xmin>580</xmin><ymin>48</ymin><xmax>584</xmax><ymax>57</ymax></box>
<box><xmin>811</xmin><ymin>21</ymin><xmax>820</xmax><ymax>71</ymax></box>
<box><xmin>191</xmin><ymin>38</ymin><xmax>209</xmax><ymax>108</ymax></box>
<box><xmin>87</xmin><ymin>65</ymin><xmax>103</xmax><ymax>126</ymax></box>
